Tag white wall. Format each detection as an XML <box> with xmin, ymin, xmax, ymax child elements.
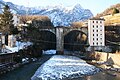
<box><xmin>8</xmin><ymin>35</ymin><xmax>16</xmax><ymax>47</ymax></box>
<box><xmin>1</xmin><ymin>35</ymin><xmax>5</xmax><ymax>44</ymax></box>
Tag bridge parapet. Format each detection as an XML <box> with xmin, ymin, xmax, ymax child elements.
<box><xmin>39</xmin><ymin>27</ymin><xmax>88</xmax><ymax>35</ymax></box>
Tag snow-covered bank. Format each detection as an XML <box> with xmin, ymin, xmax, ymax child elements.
<box><xmin>31</xmin><ymin>55</ymin><xmax>100</xmax><ymax>80</ymax></box>
<box><xmin>5</xmin><ymin>41</ymin><xmax>32</xmax><ymax>53</ymax></box>
<box><xmin>43</xmin><ymin>50</ymin><xmax>56</xmax><ymax>54</ymax></box>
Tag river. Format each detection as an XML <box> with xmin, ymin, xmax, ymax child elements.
<box><xmin>0</xmin><ymin>54</ymin><xmax>120</xmax><ymax>80</ymax></box>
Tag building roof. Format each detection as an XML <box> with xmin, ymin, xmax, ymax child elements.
<box><xmin>89</xmin><ymin>17</ymin><xmax>105</xmax><ymax>20</ymax></box>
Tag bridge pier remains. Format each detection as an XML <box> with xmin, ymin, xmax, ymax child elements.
<box><xmin>56</xmin><ymin>27</ymin><xmax>64</xmax><ymax>55</ymax></box>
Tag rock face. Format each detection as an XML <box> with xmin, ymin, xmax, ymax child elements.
<box><xmin>31</xmin><ymin>55</ymin><xmax>100</xmax><ymax>80</ymax></box>
<box><xmin>0</xmin><ymin>0</ymin><xmax>93</xmax><ymax>26</ymax></box>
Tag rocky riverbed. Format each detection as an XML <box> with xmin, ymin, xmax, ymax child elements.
<box><xmin>31</xmin><ymin>55</ymin><xmax>100</xmax><ymax>80</ymax></box>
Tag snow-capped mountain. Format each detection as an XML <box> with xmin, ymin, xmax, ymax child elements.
<box><xmin>0</xmin><ymin>0</ymin><xmax>93</xmax><ymax>26</ymax></box>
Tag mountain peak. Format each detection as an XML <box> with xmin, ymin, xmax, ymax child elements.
<box><xmin>74</xmin><ymin>4</ymin><xmax>83</xmax><ymax>9</ymax></box>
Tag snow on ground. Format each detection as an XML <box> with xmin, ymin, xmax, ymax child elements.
<box><xmin>31</xmin><ymin>55</ymin><xmax>100</xmax><ymax>80</ymax></box>
<box><xmin>5</xmin><ymin>41</ymin><xmax>32</xmax><ymax>53</ymax></box>
<box><xmin>43</xmin><ymin>50</ymin><xmax>56</xmax><ymax>54</ymax></box>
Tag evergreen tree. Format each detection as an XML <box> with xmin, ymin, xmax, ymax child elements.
<box><xmin>112</xmin><ymin>8</ymin><xmax>119</xmax><ymax>15</ymax></box>
<box><xmin>0</xmin><ymin>5</ymin><xmax>14</xmax><ymax>35</ymax></box>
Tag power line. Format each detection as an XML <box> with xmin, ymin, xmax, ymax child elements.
<box><xmin>106</xmin><ymin>40</ymin><xmax>120</xmax><ymax>46</ymax></box>
<box><xmin>28</xmin><ymin>38</ymin><xmax>120</xmax><ymax>46</ymax></box>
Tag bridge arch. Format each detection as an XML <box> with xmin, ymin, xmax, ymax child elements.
<box><xmin>63</xmin><ymin>27</ymin><xmax>87</xmax><ymax>36</ymax></box>
<box><xmin>64</xmin><ymin>30</ymin><xmax>87</xmax><ymax>51</ymax></box>
<box><xmin>39</xmin><ymin>28</ymin><xmax>56</xmax><ymax>35</ymax></box>
<box><xmin>39</xmin><ymin>30</ymin><xmax>56</xmax><ymax>50</ymax></box>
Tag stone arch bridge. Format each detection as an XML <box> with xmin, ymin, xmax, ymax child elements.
<box><xmin>39</xmin><ymin>27</ymin><xmax>88</xmax><ymax>54</ymax></box>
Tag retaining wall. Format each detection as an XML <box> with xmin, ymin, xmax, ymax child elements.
<box><xmin>94</xmin><ymin>51</ymin><xmax>120</xmax><ymax>67</ymax></box>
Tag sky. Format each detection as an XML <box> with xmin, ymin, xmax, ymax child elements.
<box><xmin>3</xmin><ymin>0</ymin><xmax>120</xmax><ymax>16</ymax></box>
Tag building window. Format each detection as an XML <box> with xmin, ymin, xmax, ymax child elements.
<box><xmin>93</xmin><ymin>42</ymin><xmax>94</xmax><ymax>45</ymax></box>
<box><xmin>96</xmin><ymin>21</ymin><xmax>98</xmax><ymax>23</ymax></box>
<box><xmin>96</xmin><ymin>30</ymin><xmax>98</xmax><ymax>32</ymax></box>
<box><xmin>96</xmin><ymin>34</ymin><xmax>98</xmax><ymax>36</ymax></box>
<box><xmin>96</xmin><ymin>42</ymin><xmax>98</xmax><ymax>45</ymax></box>
<box><xmin>93</xmin><ymin>25</ymin><xmax>94</xmax><ymax>28</ymax></box>
<box><xmin>96</xmin><ymin>25</ymin><xmax>98</xmax><ymax>28</ymax></box>
<box><xmin>96</xmin><ymin>38</ymin><xmax>98</xmax><ymax>41</ymax></box>
<box><xmin>100</xmin><ymin>38</ymin><xmax>102</xmax><ymax>40</ymax></box>
<box><xmin>100</xmin><ymin>42</ymin><xmax>102</xmax><ymax>45</ymax></box>
<box><xmin>93</xmin><ymin>34</ymin><xmax>94</xmax><ymax>36</ymax></box>
<box><xmin>100</xmin><ymin>21</ymin><xmax>102</xmax><ymax>23</ymax></box>
<box><xmin>93</xmin><ymin>21</ymin><xmax>94</xmax><ymax>23</ymax></box>
<box><xmin>93</xmin><ymin>38</ymin><xmax>94</xmax><ymax>40</ymax></box>
<box><xmin>93</xmin><ymin>30</ymin><xmax>94</xmax><ymax>32</ymax></box>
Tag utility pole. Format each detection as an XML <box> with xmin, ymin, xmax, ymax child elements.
<box><xmin>0</xmin><ymin>33</ymin><xmax>2</xmax><ymax>53</ymax></box>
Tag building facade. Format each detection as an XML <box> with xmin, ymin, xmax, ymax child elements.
<box><xmin>88</xmin><ymin>18</ymin><xmax>105</xmax><ymax>46</ymax></box>
<box><xmin>8</xmin><ymin>35</ymin><xmax>16</xmax><ymax>47</ymax></box>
